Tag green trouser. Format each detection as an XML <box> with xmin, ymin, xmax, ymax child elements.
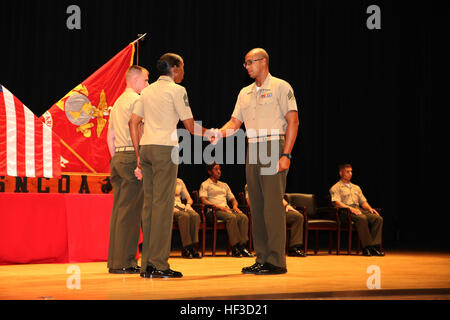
<box><xmin>215</xmin><ymin>209</ymin><xmax>249</xmax><ymax>247</ymax></box>
<box><xmin>108</xmin><ymin>151</ymin><xmax>143</xmax><ymax>269</ymax></box>
<box><xmin>246</xmin><ymin>140</ymin><xmax>288</xmax><ymax>268</ymax></box>
<box><xmin>286</xmin><ymin>209</ymin><xmax>304</xmax><ymax>247</ymax></box>
<box><xmin>351</xmin><ymin>208</ymin><xmax>383</xmax><ymax>248</ymax></box>
<box><xmin>173</xmin><ymin>208</ymin><xmax>200</xmax><ymax>247</ymax></box>
<box><xmin>140</xmin><ymin>145</ymin><xmax>178</xmax><ymax>271</ymax></box>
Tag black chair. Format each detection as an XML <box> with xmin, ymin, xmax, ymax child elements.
<box><xmin>285</xmin><ymin>193</ymin><xmax>341</xmax><ymax>255</ymax></box>
<box><xmin>321</xmin><ymin>194</ymin><xmax>359</xmax><ymax>255</ymax></box>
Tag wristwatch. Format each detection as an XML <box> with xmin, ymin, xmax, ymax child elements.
<box><xmin>281</xmin><ymin>153</ymin><xmax>292</xmax><ymax>159</ymax></box>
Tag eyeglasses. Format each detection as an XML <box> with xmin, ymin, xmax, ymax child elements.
<box><xmin>243</xmin><ymin>58</ymin><xmax>264</xmax><ymax>68</ymax></box>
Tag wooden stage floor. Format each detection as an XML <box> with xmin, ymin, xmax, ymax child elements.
<box><xmin>1</xmin><ymin>250</ymin><xmax>449</xmax><ymax>300</ymax></box>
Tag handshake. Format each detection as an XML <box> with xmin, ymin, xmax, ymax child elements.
<box><xmin>204</xmin><ymin>128</ymin><xmax>223</xmax><ymax>145</ymax></box>
<box><xmin>134</xmin><ymin>127</ymin><xmax>224</xmax><ymax>180</ymax></box>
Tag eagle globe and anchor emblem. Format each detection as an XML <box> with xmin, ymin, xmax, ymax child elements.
<box><xmin>43</xmin><ymin>84</ymin><xmax>112</xmax><ymax>139</ymax></box>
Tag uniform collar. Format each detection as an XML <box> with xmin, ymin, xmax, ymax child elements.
<box><xmin>158</xmin><ymin>75</ymin><xmax>175</xmax><ymax>83</ymax></box>
<box><xmin>247</xmin><ymin>73</ymin><xmax>272</xmax><ymax>94</ymax></box>
<box><xmin>208</xmin><ymin>177</ymin><xmax>220</xmax><ymax>184</ymax></box>
<box><xmin>259</xmin><ymin>73</ymin><xmax>272</xmax><ymax>89</ymax></box>
<box><xmin>339</xmin><ymin>180</ymin><xmax>353</xmax><ymax>187</ymax></box>
<box><xmin>124</xmin><ymin>87</ymin><xmax>137</xmax><ymax>94</ymax></box>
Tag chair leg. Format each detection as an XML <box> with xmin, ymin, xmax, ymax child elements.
<box><xmin>328</xmin><ymin>231</ymin><xmax>332</xmax><ymax>254</ymax></box>
<box><xmin>202</xmin><ymin>225</ymin><xmax>206</xmax><ymax>257</ymax></box>
<box><xmin>314</xmin><ymin>231</ymin><xmax>319</xmax><ymax>255</ymax></box>
<box><xmin>248</xmin><ymin>218</ymin><xmax>253</xmax><ymax>252</ymax></box>
<box><xmin>356</xmin><ymin>234</ymin><xmax>361</xmax><ymax>254</ymax></box>
<box><xmin>336</xmin><ymin>229</ymin><xmax>340</xmax><ymax>255</ymax></box>
<box><xmin>213</xmin><ymin>225</ymin><xmax>217</xmax><ymax>256</ymax></box>
<box><xmin>348</xmin><ymin>228</ymin><xmax>352</xmax><ymax>255</ymax></box>
<box><xmin>304</xmin><ymin>229</ymin><xmax>308</xmax><ymax>255</ymax></box>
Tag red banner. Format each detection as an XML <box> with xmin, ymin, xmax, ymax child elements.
<box><xmin>40</xmin><ymin>44</ymin><xmax>135</xmax><ymax>174</ymax></box>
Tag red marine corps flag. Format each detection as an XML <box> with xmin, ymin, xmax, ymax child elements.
<box><xmin>0</xmin><ymin>84</ymin><xmax>61</xmax><ymax>178</ymax></box>
<box><xmin>40</xmin><ymin>43</ymin><xmax>135</xmax><ymax>174</ymax></box>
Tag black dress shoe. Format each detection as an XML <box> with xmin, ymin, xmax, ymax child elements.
<box><xmin>239</xmin><ymin>246</ymin><xmax>254</xmax><ymax>257</ymax></box>
<box><xmin>362</xmin><ymin>247</ymin><xmax>372</xmax><ymax>256</ymax></box>
<box><xmin>376</xmin><ymin>245</ymin><xmax>385</xmax><ymax>256</ymax></box>
<box><xmin>241</xmin><ymin>262</ymin><xmax>263</xmax><ymax>274</ymax></box>
<box><xmin>140</xmin><ymin>266</ymin><xmax>183</xmax><ymax>278</ymax></box>
<box><xmin>231</xmin><ymin>245</ymin><xmax>243</xmax><ymax>257</ymax></box>
<box><xmin>181</xmin><ymin>247</ymin><xmax>193</xmax><ymax>259</ymax></box>
<box><xmin>109</xmin><ymin>266</ymin><xmax>141</xmax><ymax>274</ymax></box>
<box><xmin>369</xmin><ymin>246</ymin><xmax>385</xmax><ymax>257</ymax></box>
<box><xmin>287</xmin><ymin>247</ymin><xmax>307</xmax><ymax>257</ymax></box>
<box><xmin>190</xmin><ymin>247</ymin><xmax>202</xmax><ymax>259</ymax></box>
<box><xmin>254</xmin><ymin>263</ymin><xmax>287</xmax><ymax>275</ymax></box>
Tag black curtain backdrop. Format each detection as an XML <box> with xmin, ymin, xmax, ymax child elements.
<box><xmin>0</xmin><ymin>1</ymin><xmax>445</xmax><ymax>250</ymax></box>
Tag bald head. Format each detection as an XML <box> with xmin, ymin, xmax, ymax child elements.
<box><xmin>244</xmin><ymin>48</ymin><xmax>270</xmax><ymax>84</ymax></box>
<box><xmin>246</xmin><ymin>48</ymin><xmax>269</xmax><ymax>63</ymax></box>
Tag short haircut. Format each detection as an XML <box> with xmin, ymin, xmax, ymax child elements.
<box><xmin>156</xmin><ymin>53</ymin><xmax>183</xmax><ymax>76</ymax></box>
<box><xmin>338</xmin><ymin>163</ymin><xmax>352</xmax><ymax>171</ymax></box>
<box><xmin>125</xmin><ymin>65</ymin><xmax>148</xmax><ymax>82</ymax></box>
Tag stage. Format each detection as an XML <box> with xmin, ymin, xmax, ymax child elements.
<box><xmin>1</xmin><ymin>250</ymin><xmax>449</xmax><ymax>301</ymax></box>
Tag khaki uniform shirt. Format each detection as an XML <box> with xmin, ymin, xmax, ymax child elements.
<box><xmin>231</xmin><ymin>74</ymin><xmax>298</xmax><ymax>138</ymax></box>
<box><xmin>133</xmin><ymin>75</ymin><xmax>193</xmax><ymax>146</ymax></box>
<box><xmin>174</xmin><ymin>178</ymin><xmax>190</xmax><ymax>209</ymax></box>
<box><xmin>330</xmin><ymin>180</ymin><xmax>368</xmax><ymax>208</ymax></box>
<box><xmin>199</xmin><ymin>178</ymin><xmax>235</xmax><ymax>208</ymax></box>
<box><xmin>108</xmin><ymin>88</ymin><xmax>140</xmax><ymax>147</ymax></box>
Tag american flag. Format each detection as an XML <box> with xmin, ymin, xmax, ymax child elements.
<box><xmin>0</xmin><ymin>84</ymin><xmax>61</xmax><ymax>178</ymax></box>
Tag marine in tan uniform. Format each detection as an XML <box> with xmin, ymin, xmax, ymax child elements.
<box><xmin>129</xmin><ymin>53</ymin><xmax>214</xmax><ymax>278</ymax></box>
<box><xmin>174</xmin><ymin>178</ymin><xmax>201</xmax><ymax>259</ymax></box>
<box><xmin>107</xmin><ymin>65</ymin><xmax>148</xmax><ymax>274</ymax></box>
<box><xmin>199</xmin><ymin>164</ymin><xmax>253</xmax><ymax>257</ymax></box>
<box><xmin>217</xmin><ymin>48</ymin><xmax>300</xmax><ymax>274</ymax></box>
<box><xmin>329</xmin><ymin>163</ymin><xmax>384</xmax><ymax>256</ymax></box>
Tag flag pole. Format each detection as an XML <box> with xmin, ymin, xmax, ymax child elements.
<box><xmin>131</xmin><ymin>33</ymin><xmax>147</xmax><ymax>66</ymax></box>
<box><xmin>131</xmin><ymin>33</ymin><xmax>147</xmax><ymax>44</ymax></box>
